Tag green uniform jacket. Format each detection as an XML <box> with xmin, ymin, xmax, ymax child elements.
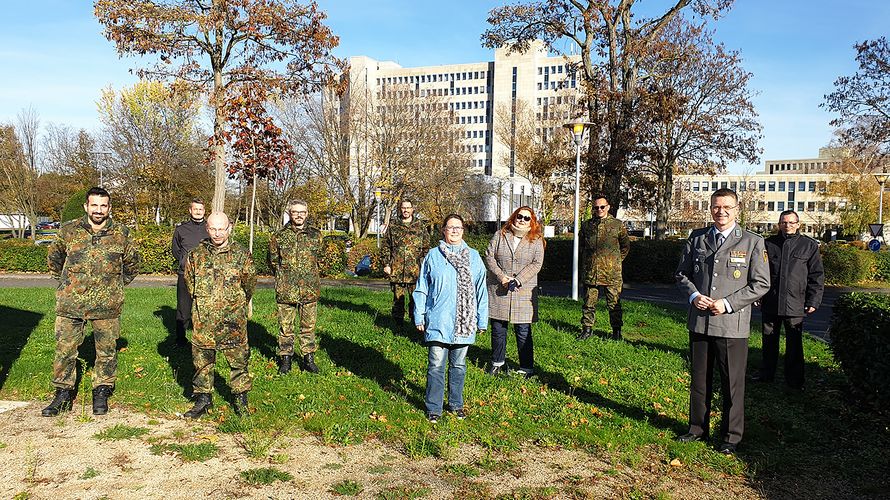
<box><xmin>579</xmin><ymin>214</ymin><xmax>630</xmax><ymax>286</ymax></box>
<box><xmin>185</xmin><ymin>239</ymin><xmax>256</xmax><ymax>348</ymax></box>
<box><xmin>383</xmin><ymin>217</ymin><xmax>429</xmax><ymax>284</ymax></box>
<box><xmin>47</xmin><ymin>216</ymin><xmax>140</xmax><ymax>320</ymax></box>
<box><xmin>268</xmin><ymin>224</ymin><xmax>322</xmax><ymax>304</ymax></box>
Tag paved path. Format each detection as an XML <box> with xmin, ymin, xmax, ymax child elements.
<box><xmin>2</xmin><ymin>273</ymin><xmax>883</xmax><ymax>341</ymax></box>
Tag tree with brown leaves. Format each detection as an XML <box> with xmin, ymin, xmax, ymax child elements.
<box><xmin>95</xmin><ymin>0</ymin><xmax>343</xmax><ymax>213</ymax></box>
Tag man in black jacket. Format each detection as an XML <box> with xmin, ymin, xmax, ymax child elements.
<box><xmin>171</xmin><ymin>198</ymin><xmax>209</xmax><ymax>346</ymax></box>
<box><xmin>755</xmin><ymin>210</ymin><xmax>824</xmax><ymax>389</ymax></box>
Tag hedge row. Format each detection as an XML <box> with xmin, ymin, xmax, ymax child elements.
<box><xmin>3</xmin><ymin>228</ymin><xmax>890</xmax><ymax>286</ymax></box>
<box><xmin>831</xmin><ymin>292</ymin><xmax>890</xmax><ymax>413</ymax></box>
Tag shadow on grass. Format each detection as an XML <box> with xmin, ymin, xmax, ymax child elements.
<box><xmin>319</xmin><ymin>331</ymin><xmax>425</xmax><ymax>410</ymax></box>
<box><xmin>0</xmin><ymin>306</ymin><xmax>43</xmax><ymax>391</ymax></box>
<box><xmin>154</xmin><ymin>306</ymin><xmax>193</xmax><ymax>398</ymax></box>
<box><xmin>320</xmin><ymin>296</ymin><xmax>419</xmax><ymax>343</ymax></box>
<box><xmin>248</xmin><ymin>318</ymin><xmax>278</xmax><ymax>361</ymax></box>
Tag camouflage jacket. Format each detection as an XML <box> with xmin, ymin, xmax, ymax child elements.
<box><xmin>580</xmin><ymin>214</ymin><xmax>630</xmax><ymax>285</ymax></box>
<box><xmin>48</xmin><ymin>216</ymin><xmax>140</xmax><ymax>320</ymax></box>
<box><xmin>383</xmin><ymin>217</ymin><xmax>430</xmax><ymax>283</ymax></box>
<box><xmin>185</xmin><ymin>239</ymin><xmax>256</xmax><ymax>349</ymax></box>
<box><xmin>268</xmin><ymin>224</ymin><xmax>322</xmax><ymax>304</ymax></box>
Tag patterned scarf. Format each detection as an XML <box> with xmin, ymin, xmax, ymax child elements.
<box><xmin>439</xmin><ymin>241</ymin><xmax>476</xmax><ymax>339</ymax></box>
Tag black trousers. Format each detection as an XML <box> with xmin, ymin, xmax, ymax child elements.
<box><xmin>490</xmin><ymin>319</ymin><xmax>533</xmax><ymax>371</ymax></box>
<box><xmin>761</xmin><ymin>314</ymin><xmax>805</xmax><ymax>388</ymax></box>
<box><xmin>175</xmin><ymin>273</ymin><xmax>192</xmax><ymax>340</ymax></box>
<box><xmin>687</xmin><ymin>332</ymin><xmax>748</xmax><ymax>445</ymax></box>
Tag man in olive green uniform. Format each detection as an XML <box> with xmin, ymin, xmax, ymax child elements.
<box><xmin>43</xmin><ymin>187</ymin><xmax>140</xmax><ymax>417</ymax></box>
<box><xmin>268</xmin><ymin>199</ymin><xmax>322</xmax><ymax>375</ymax></box>
<box><xmin>578</xmin><ymin>194</ymin><xmax>630</xmax><ymax>341</ymax></box>
<box><xmin>382</xmin><ymin>199</ymin><xmax>429</xmax><ymax>327</ymax></box>
<box><xmin>183</xmin><ymin>212</ymin><xmax>256</xmax><ymax>418</ymax></box>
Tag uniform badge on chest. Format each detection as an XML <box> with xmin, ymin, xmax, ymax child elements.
<box><xmin>733</xmin><ymin>269</ymin><xmax>742</xmax><ymax>279</ymax></box>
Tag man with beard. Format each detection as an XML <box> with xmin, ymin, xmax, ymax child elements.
<box><xmin>382</xmin><ymin>199</ymin><xmax>429</xmax><ymax>329</ymax></box>
<box><xmin>171</xmin><ymin>198</ymin><xmax>209</xmax><ymax>345</ymax></box>
<box><xmin>42</xmin><ymin>187</ymin><xmax>140</xmax><ymax>417</ymax></box>
<box><xmin>268</xmin><ymin>200</ymin><xmax>323</xmax><ymax>374</ymax></box>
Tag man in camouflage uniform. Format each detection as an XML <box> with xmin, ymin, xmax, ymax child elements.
<box><xmin>182</xmin><ymin>212</ymin><xmax>256</xmax><ymax>418</ymax></box>
<box><xmin>43</xmin><ymin>187</ymin><xmax>140</xmax><ymax>417</ymax></box>
<box><xmin>578</xmin><ymin>194</ymin><xmax>630</xmax><ymax>341</ymax></box>
<box><xmin>382</xmin><ymin>199</ymin><xmax>429</xmax><ymax>327</ymax></box>
<box><xmin>268</xmin><ymin>199</ymin><xmax>322</xmax><ymax>375</ymax></box>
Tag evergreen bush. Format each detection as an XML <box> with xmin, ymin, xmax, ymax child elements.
<box><xmin>831</xmin><ymin>292</ymin><xmax>890</xmax><ymax>413</ymax></box>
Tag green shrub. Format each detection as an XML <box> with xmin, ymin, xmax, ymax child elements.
<box><xmin>347</xmin><ymin>237</ymin><xmax>383</xmax><ymax>277</ymax></box>
<box><xmin>61</xmin><ymin>190</ymin><xmax>88</xmax><ymax>224</ymax></box>
<box><xmin>231</xmin><ymin>224</ymin><xmax>272</xmax><ymax>275</ymax></box>
<box><xmin>319</xmin><ymin>236</ymin><xmax>347</xmax><ymax>277</ymax></box>
<box><xmin>830</xmin><ymin>292</ymin><xmax>890</xmax><ymax>412</ymax></box>
<box><xmin>623</xmin><ymin>239</ymin><xmax>685</xmax><ymax>284</ymax></box>
<box><xmin>0</xmin><ymin>240</ymin><xmax>48</xmax><ymax>272</ymax></box>
<box><xmin>821</xmin><ymin>242</ymin><xmax>875</xmax><ymax>285</ymax></box>
<box><xmin>873</xmin><ymin>251</ymin><xmax>890</xmax><ymax>281</ymax></box>
<box><xmin>134</xmin><ymin>225</ymin><xmax>177</xmax><ymax>274</ymax></box>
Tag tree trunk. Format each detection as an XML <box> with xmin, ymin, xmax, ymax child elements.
<box><xmin>211</xmin><ymin>71</ymin><xmax>226</xmax><ymax>214</ymax></box>
<box><xmin>655</xmin><ymin>164</ymin><xmax>673</xmax><ymax>240</ymax></box>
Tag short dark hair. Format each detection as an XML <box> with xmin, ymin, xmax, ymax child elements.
<box><xmin>592</xmin><ymin>193</ymin><xmax>609</xmax><ymax>204</ymax></box>
<box><xmin>778</xmin><ymin>210</ymin><xmax>799</xmax><ymax>223</ymax></box>
<box><xmin>710</xmin><ymin>188</ymin><xmax>738</xmax><ymax>204</ymax></box>
<box><xmin>442</xmin><ymin>213</ymin><xmax>465</xmax><ymax>228</ymax></box>
<box><xmin>190</xmin><ymin>197</ymin><xmax>205</xmax><ymax>206</ymax></box>
<box><xmin>399</xmin><ymin>199</ymin><xmax>413</xmax><ymax>207</ymax></box>
<box><xmin>85</xmin><ymin>187</ymin><xmax>110</xmax><ymax>203</ymax></box>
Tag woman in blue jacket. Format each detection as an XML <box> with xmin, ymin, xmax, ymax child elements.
<box><xmin>413</xmin><ymin>213</ymin><xmax>488</xmax><ymax>423</ymax></box>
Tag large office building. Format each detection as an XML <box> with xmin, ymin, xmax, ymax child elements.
<box><xmin>340</xmin><ymin>42</ymin><xmax>580</xmax><ymax>223</ymax></box>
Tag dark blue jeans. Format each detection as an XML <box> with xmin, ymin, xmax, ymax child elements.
<box><xmin>490</xmin><ymin>319</ymin><xmax>533</xmax><ymax>371</ymax></box>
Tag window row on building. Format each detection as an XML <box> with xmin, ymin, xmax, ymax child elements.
<box><xmin>377</xmin><ymin>71</ymin><xmax>488</xmax><ymax>86</ymax></box>
<box><xmin>683</xmin><ymin>179</ymin><xmax>828</xmax><ymax>193</ymax></box>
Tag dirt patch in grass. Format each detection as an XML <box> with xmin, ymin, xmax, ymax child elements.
<box><xmin>0</xmin><ymin>401</ymin><xmax>760</xmax><ymax>499</ymax></box>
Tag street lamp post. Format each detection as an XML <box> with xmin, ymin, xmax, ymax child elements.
<box><xmin>90</xmin><ymin>150</ymin><xmax>111</xmax><ymax>187</ymax></box>
<box><xmin>563</xmin><ymin>118</ymin><xmax>593</xmax><ymax>301</ymax></box>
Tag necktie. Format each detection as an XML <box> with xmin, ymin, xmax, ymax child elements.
<box><xmin>716</xmin><ymin>232</ymin><xmax>725</xmax><ymax>248</ymax></box>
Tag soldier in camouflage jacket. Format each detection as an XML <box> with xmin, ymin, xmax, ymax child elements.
<box><xmin>382</xmin><ymin>200</ymin><xmax>429</xmax><ymax>325</ymax></box>
<box><xmin>267</xmin><ymin>200</ymin><xmax>322</xmax><ymax>374</ymax></box>
<box><xmin>182</xmin><ymin>212</ymin><xmax>256</xmax><ymax>418</ymax></box>
<box><xmin>578</xmin><ymin>195</ymin><xmax>630</xmax><ymax>341</ymax></box>
<box><xmin>42</xmin><ymin>187</ymin><xmax>140</xmax><ymax>418</ymax></box>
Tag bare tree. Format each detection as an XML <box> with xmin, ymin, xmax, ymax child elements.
<box><xmin>0</xmin><ymin>124</ymin><xmax>38</xmax><ymax>239</ymax></box>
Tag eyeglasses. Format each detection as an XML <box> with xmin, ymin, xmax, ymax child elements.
<box><xmin>445</xmin><ymin>226</ymin><xmax>464</xmax><ymax>232</ymax></box>
<box><xmin>779</xmin><ymin>220</ymin><xmax>799</xmax><ymax>225</ymax></box>
<box><xmin>290</xmin><ymin>210</ymin><xmax>308</xmax><ymax>215</ymax></box>
<box><xmin>710</xmin><ymin>205</ymin><xmax>737</xmax><ymax>212</ymax></box>
<box><xmin>516</xmin><ymin>215</ymin><xmax>532</xmax><ymax>222</ymax></box>
<box><xmin>594</xmin><ymin>205</ymin><xmax>608</xmax><ymax>210</ymax></box>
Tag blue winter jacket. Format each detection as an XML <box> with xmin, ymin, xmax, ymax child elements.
<box><xmin>413</xmin><ymin>240</ymin><xmax>489</xmax><ymax>345</ymax></box>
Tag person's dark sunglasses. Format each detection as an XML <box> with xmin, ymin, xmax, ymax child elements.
<box><xmin>516</xmin><ymin>215</ymin><xmax>532</xmax><ymax>222</ymax></box>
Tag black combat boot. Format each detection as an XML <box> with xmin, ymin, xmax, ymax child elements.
<box><xmin>41</xmin><ymin>389</ymin><xmax>74</xmax><ymax>417</ymax></box>
<box><xmin>278</xmin><ymin>355</ymin><xmax>292</xmax><ymax>375</ymax></box>
<box><xmin>612</xmin><ymin>328</ymin><xmax>623</xmax><ymax>341</ymax></box>
<box><xmin>234</xmin><ymin>392</ymin><xmax>249</xmax><ymax>416</ymax></box>
<box><xmin>301</xmin><ymin>353</ymin><xmax>319</xmax><ymax>374</ymax></box>
<box><xmin>184</xmin><ymin>393</ymin><xmax>213</xmax><ymax>419</ymax></box>
<box><xmin>92</xmin><ymin>385</ymin><xmax>114</xmax><ymax>415</ymax></box>
<box><xmin>576</xmin><ymin>326</ymin><xmax>593</xmax><ymax>340</ymax></box>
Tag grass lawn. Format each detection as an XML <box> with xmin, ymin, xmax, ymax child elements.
<box><xmin>0</xmin><ymin>286</ymin><xmax>887</xmax><ymax>497</ymax></box>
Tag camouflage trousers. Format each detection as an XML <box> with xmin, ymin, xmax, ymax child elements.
<box><xmin>277</xmin><ymin>302</ymin><xmax>317</xmax><ymax>356</ymax></box>
<box><xmin>581</xmin><ymin>284</ymin><xmax>623</xmax><ymax>330</ymax></box>
<box><xmin>191</xmin><ymin>343</ymin><xmax>252</xmax><ymax>395</ymax></box>
<box><xmin>52</xmin><ymin>316</ymin><xmax>119</xmax><ymax>390</ymax></box>
<box><xmin>391</xmin><ymin>283</ymin><xmax>416</xmax><ymax>322</ymax></box>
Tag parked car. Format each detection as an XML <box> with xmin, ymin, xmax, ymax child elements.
<box><xmin>37</xmin><ymin>221</ymin><xmax>60</xmax><ymax>230</ymax></box>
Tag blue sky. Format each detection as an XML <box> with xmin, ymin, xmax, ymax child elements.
<box><xmin>1</xmin><ymin>1</ymin><xmax>887</xmax><ymax>172</ymax></box>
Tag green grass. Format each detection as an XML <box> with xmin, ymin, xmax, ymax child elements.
<box><xmin>330</xmin><ymin>479</ymin><xmax>364</xmax><ymax>496</ymax></box>
<box><xmin>93</xmin><ymin>424</ymin><xmax>149</xmax><ymax>441</ymax></box>
<box><xmin>1</xmin><ymin>286</ymin><xmax>888</xmax><ymax>497</ymax></box>
<box><xmin>239</xmin><ymin>467</ymin><xmax>293</xmax><ymax>485</ymax></box>
<box><xmin>79</xmin><ymin>467</ymin><xmax>100</xmax><ymax>480</ymax></box>
<box><xmin>149</xmin><ymin>442</ymin><xmax>218</xmax><ymax>462</ymax></box>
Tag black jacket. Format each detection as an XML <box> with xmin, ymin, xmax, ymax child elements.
<box><xmin>761</xmin><ymin>233</ymin><xmax>824</xmax><ymax>317</ymax></box>
<box><xmin>171</xmin><ymin>219</ymin><xmax>209</xmax><ymax>274</ymax></box>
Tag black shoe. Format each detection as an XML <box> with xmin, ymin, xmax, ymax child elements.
<box><xmin>612</xmin><ymin>329</ymin><xmax>622</xmax><ymax>341</ymax></box>
<box><xmin>426</xmin><ymin>413</ymin><xmax>440</xmax><ymax>424</ymax></box>
<box><xmin>301</xmin><ymin>353</ymin><xmax>319</xmax><ymax>374</ymax></box>
<box><xmin>184</xmin><ymin>393</ymin><xmax>213</xmax><ymax>419</ymax></box>
<box><xmin>486</xmin><ymin>364</ymin><xmax>508</xmax><ymax>376</ymax></box>
<box><xmin>92</xmin><ymin>385</ymin><xmax>114</xmax><ymax>415</ymax></box>
<box><xmin>278</xmin><ymin>355</ymin><xmax>292</xmax><ymax>375</ymax></box>
<box><xmin>41</xmin><ymin>389</ymin><xmax>74</xmax><ymax>417</ymax></box>
<box><xmin>234</xmin><ymin>392</ymin><xmax>249</xmax><ymax>416</ymax></box>
<box><xmin>576</xmin><ymin>326</ymin><xmax>593</xmax><ymax>340</ymax></box>
<box><xmin>750</xmin><ymin>372</ymin><xmax>774</xmax><ymax>383</ymax></box>
<box><xmin>448</xmin><ymin>407</ymin><xmax>466</xmax><ymax>420</ymax></box>
<box><xmin>676</xmin><ymin>433</ymin><xmax>705</xmax><ymax>443</ymax></box>
<box><xmin>717</xmin><ymin>442</ymin><xmax>737</xmax><ymax>455</ymax></box>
